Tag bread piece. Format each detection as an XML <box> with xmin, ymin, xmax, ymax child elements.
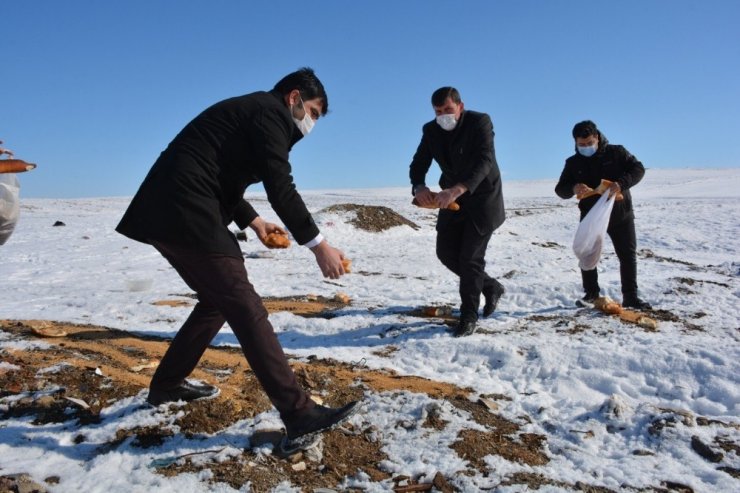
<box><xmin>594</xmin><ymin>296</ymin><xmax>623</xmax><ymax>315</ymax></box>
<box><xmin>422</xmin><ymin>306</ymin><xmax>452</xmax><ymax>317</ymax></box>
<box><xmin>263</xmin><ymin>232</ymin><xmax>290</xmax><ymax>248</ymax></box>
<box><xmin>412</xmin><ymin>192</ymin><xmax>460</xmax><ymax>211</ymax></box>
<box><xmin>341</xmin><ymin>258</ymin><xmax>352</xmax><ymax>273</ymax></box>
<box><xmin>0</xmin><ymin>159</ymin><xmax>37</xmax><ymax>173</ymax></box>
<box><xmin>619</xmin><ymin>310</ymin><xmax>658</xmax><ymax>329</ymax></box>
<box><xmin>576</xmin><ymin>179</ymin><xmax>623</xmax><ymax>201</ymax></box>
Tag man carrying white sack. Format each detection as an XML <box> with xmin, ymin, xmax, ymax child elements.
<box><xmin>555</xmin><ymin>120</ymin><xmax>651</xmax><ymax>310</ymax></box>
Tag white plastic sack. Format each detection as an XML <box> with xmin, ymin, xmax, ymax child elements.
<box><xmin>572</xmin><ymin>191</ymin><xmax>615</xmax><ymax>271</ymax></box>
<box><xmin>0</xmin><ymin>173</ymin><xmax>21</xmax><ymax>245</ymax></box>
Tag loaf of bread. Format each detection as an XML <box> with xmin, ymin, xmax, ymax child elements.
<box><xmin>576</xmin><ymin>179</ymin><xmax>623</xmax><ymax>201</ymax></box>
<box><xmin>594</xmin><ymin>296</ymin><xmax>623</xmax><ymax>314</ymax></box>
<box><xmin>0</xmin><ymin>159</ymin><xmax>37</xmax><ymax>174</ymax></box>
<box><xmin>263</xmin><ymin>232</ymin><xmax>290</xmax><ymax>248</ymax></box>
<box><xmin>412</xmin><ymin>192</ymin><xmax>460</xmax><ymax>211</ymax></box>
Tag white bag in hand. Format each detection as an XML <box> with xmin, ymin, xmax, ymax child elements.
<box><xmin>572</xmin><ymin>191</ymin><xmax>615</xmax><ymax>271</ymax></box>
<box><xmin>0</xmin><ymin>173</ymin><xmax>21</xmax><ymax>245</ymax></box>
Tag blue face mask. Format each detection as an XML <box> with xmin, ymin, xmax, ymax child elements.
<box><xmin>577</xmin><ymin>145</ymin><xmax>597</xmax><ymax>157</ymax></box>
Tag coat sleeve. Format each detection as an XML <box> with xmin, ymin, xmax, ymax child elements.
<box><xmin>409</xmin><ymin>128</ymin><xmax>433</xmax><ymax>194</ymax></box>
<box><xmin>252</xmin><ymin>108</ymin><xmax>320</xmax><ymax>244</ymax></box>
<box><xmin>459</xmin><ymin>114</ymin><xmax>494</xmax><ymax>194</ymax></box>
<box><xmin>555</xmin><ymin>159</ymin><xmax>576</xmax><ymax>199</ymax></box>
<box><xmin>614</xmin><ymin>145</ymin><xmax>645</xmax><ymax>190</ymax></box>
<box><xmin>233</xmin><ymin>199</ymin><xmax>258</xmax><ymax>230</ymax></box>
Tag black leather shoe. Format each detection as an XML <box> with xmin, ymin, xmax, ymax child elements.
<box><xmin>454</xmin><ymin>319</ymin><xmax>478</xmax><ymax>337</ymax></box>
<box><xmin>482</xmin><ymin>281</ymin><xmax>505</xmax><ymax>317</ymax></box>
<box><xmin>147</xmin><ymin>380</ymin><xmax>219</xmax><ymax>406</ymax></box>
<box><xmin>622</xmin><ymin>297</ymin><xmax>652</xmax><ymax>310</ymax></box>
<box><xmin>583</xmin><ymin>291</ymin><xmax>599</xmax><ymax>302</ymax></box>
<box><xmin>576</xmin><ymin>291</ymin><xmax>600</xmax><ymax>307</ymax></box>
<box><xmin>284</xmin><ymin>401</ymin><xmax>360</xmax><ymax>441</ymax></box>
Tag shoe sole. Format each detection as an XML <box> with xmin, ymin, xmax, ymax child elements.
<box><xmin>278</xmin><ymin>401</ymin><xmax>361</xmax><ymax>455</ymax></box>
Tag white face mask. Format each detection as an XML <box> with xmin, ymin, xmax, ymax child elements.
<box><xmin>577</xmin><ymin>144</ymin><xmax>597</xmax><ymax>157</ymax></box>
<box><xmin>436</xmin><ymin>113</ymin><xmax>457</xmax><ymax>131</ymax></box>
<box><xmin>291</xmin><ymin>97</ymin><xmax>315</xmax><ymax>136</ymax></box>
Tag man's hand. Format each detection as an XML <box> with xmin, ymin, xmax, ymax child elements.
<box><xmin>0</xmin><ymin>140</ymin><xmax>13</xmax><ymax>158</ymax></box>
<box><xmin>573</xmin><ymin>183</ymin><xmax>592</xmax><ymax>197</ymax></box>
<box><xmin>310</xmin><ymin>240</ymin><xmax>346</xmax><ymax>279</ymax></box>
<box><xmin>436</xmin><ymin>184</ymin><xmax>467</xmax><ymax>209</ymax></box>
<box><xmin>413</xmin><ymin>186</ymin><xmax>435</xmax><ymax>207</ymax></box>
<box><xmin>607</xmin><ymin>181</ymin><xmax>621</xmax><ymax>198</ymax></box>
<box><xmin>249</xmin><ymin>217</ymin><xmax>287</xmax><ymax>248</ymax></box>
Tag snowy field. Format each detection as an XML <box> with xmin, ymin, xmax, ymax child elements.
<box><xmin>1</xmin><ymin>167</ymin><xmax>739</xmax><ymax>492</ymax></box>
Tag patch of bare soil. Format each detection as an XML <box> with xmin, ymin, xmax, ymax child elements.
<box><xmin>0</xmin><ymin>297</ymin><xmax>648</xmax><ymax>491</ymax></box>
<box><xmin>319</xmin><ymin>203</ymin><xmax>420</xmax><ymax>232</ymax></box>
<box><xmin>522</xmin><ymin>306</ymin><xmax>706</xmax><ymax>334</ymax></box>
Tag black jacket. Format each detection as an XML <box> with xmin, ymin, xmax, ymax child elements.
<box><xmin>555</xmin><ymin>132</ymin><xmax>645</xmax><ymax>224</ymax></box>
<box><xmin>116</xmin><ymin>90</ymin><xmax>320</xmax><ymax>256</ymax></box>
<box><xmin>409</xmin><ymin>110</ymin><xmax>505</xmax><ymax>235</ymax></box>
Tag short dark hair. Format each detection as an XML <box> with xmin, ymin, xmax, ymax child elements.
<box><xmin>273</xmin><ymin>67</ymin><xmax>329</xmax><ymax>116</ymax></box>
<box><xmin>572</xmin><ymin>120</ymin><xmax>599</xmax><ymax>139</ymax></box>
<box><xmin>431</xmin><ymin>87</ymin><xmax>461</xmax><ymax>107</ymax></box>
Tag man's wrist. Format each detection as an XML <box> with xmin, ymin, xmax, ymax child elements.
<box><xmin>413</xmin><ymin>184</ymin><xmax>428</xmax><ymax>195</ymax></box>
<box><xmin>303</xmin><ymin>233</ymin><xmax>324</xmax><ymax>249</ymax></box>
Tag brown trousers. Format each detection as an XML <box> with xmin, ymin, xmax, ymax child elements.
<box><xmin>150</xmin><ymin>241</ymin><xmax>314</xmax><ymax>420</ymax></box>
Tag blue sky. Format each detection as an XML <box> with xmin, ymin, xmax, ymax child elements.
<box><xmin>3</xmin><ymin>1</ymin><xmax>739</xmax><ymax>198</ymax></box>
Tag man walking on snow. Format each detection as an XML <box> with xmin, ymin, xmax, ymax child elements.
<box><xmin>408</xmin><ymin>87</ymin><xmax>506</xmax><ymax>337</ymax></box>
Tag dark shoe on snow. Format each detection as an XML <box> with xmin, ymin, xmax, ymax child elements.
<box><xmin>622</xmin><ymin>297</ymin><xmax>652</xmax><ymax>310</ymax></box>
<box><xmin>277</xmin><ymin>432</ymin><xmax>323</xmax><ymax>456</ymax></box>
<box><xmin>147</xmin><ymin>380</ymin><xmax>219</xmax><ymax>406</ymax></box>
<box><xmin>453</xmin><ymin>319</ymin><xmax>478</xmax><ymax>337</ymax></box>
<box><xmin>482</xmin><ymin>281</ymin><xmax>505</xmax><ymax>317</ymax></box>
<box><xmin>576</xmin><ymin>291</ymin><xmax>600</xmax><ymax>308</ymax></box>
<box><xmin>283</xmin><ymin>401</ymin><xmax>360</xmax><ymax>445</ymax></box>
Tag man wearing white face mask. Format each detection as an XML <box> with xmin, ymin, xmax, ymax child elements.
<box><xmin>409</xmin><ymin>87</ymin><xmax>506</xmax><ymax>337</ymax></box>
<box><xmin>117</xmin><ymin>67</ymin><xmax>359</xmax><ymax>453</ymax></box>
<box><xmin>555</xmin><ymin>120</ymin><xmax>650</xmax><ymax>310</ymax></box>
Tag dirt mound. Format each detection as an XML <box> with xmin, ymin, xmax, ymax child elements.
<box><xmin>319</xmin><ymin>203</ymin><xmax>419</xmax><ymax>232</ymax></box>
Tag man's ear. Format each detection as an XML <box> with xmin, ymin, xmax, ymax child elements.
<box><xmin>284</xmin><ymin>89</ymin><xmax>300</xmax><ymax>106</ymax></box>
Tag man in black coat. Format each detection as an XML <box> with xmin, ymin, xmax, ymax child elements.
<box><xmin>117</xmin><ymin>68</ymin><xmax>358</xmax><ymax>451</ymax></box>
<box><xmin>555</xmin><ymin>120</ymin><xmax>651</xmax><ymax>309</ymax></box>
<box><xmin>409</xmin><ymin>87</ymin><xmax>506</xmax><ymax>337</ymax></box>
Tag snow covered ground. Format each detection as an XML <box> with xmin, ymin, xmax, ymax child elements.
<box><xmin>1</xmin><ymin>167</ymin><xmax>739</xmax><ymax>492</ymax></box>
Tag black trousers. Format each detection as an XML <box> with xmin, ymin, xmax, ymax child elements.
<box><xmin>149</xmin><ymin>241</ymin><xmax>314</xmax><ymax>420</ymax></box>
<box><xmin>580</xmin><ymin>217</ymin><xmax>638</xmax><ymax>298</ymax></box>
<box><xmin>436</xmin><ymin>214</ymin><xmax>497</xmax><ymax>321</ymax></box>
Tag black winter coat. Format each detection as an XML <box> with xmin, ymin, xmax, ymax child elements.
<box><xmin>555</xmin><ymin>132</ymin><xmax>645</xmax><ymax>224</ymax></box>
<box><xmin>409</xmin><ymin>110</ymin><xmax>505</xmax><ymax>235</ymax></box>
<box><xmin>116</xmin><ymin>90</ymin><xmax>320</xmax><ymax>256</ymax></box>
